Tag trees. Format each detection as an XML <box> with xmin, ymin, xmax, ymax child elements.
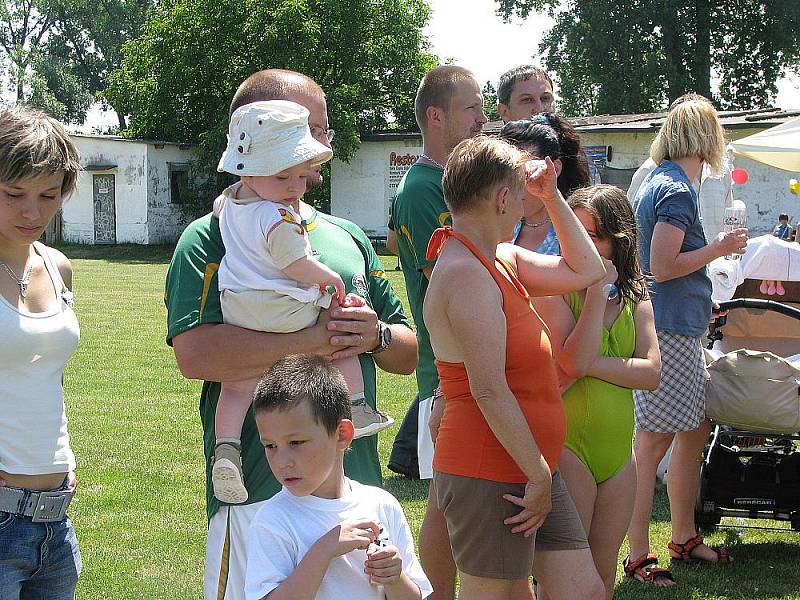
<box><xmin>495</xmin><ymin>0</ymin><xmax>800</xmax><ymax>115</ymax></box>
<box><xmin>0</xmin><ymin>0</ymin><xmax>153</xmax><ymax>124</ymax></box>
<box><xmin>482</xmin><ymin>81</ymin><xmax>500</xmax><ymax>121</ymax></box>
<box><xmin>106</xmin><ymin>0</ymin><xmax>436</xmax><ymax>211</ymax></box>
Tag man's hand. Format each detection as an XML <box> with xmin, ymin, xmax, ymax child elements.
<box><xmin>318</xmin><ymin>520</ymin><xmax>380</xmax><ymax>560</ymax></box>
<box><xmin>364</xmin><ymin>544</ymin><xmax>403</xmax><ymax>586</ymax></box>
<box><xmin>502</xmin><ymin>466</ymin><xmax>553</xmax><ymax>537</ymax></box>
<box><xmin>327</xmin><ymin>294</ymin><xmax>381</xmax><ymax>360</ymax></box>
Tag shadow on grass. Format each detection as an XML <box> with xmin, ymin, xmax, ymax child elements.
<box><xmin>383</xmin><ymin>475</ymin><xmax>430</xmax><ymax>503</ymax></box>
<box><xmin>617</xmin><ymin>540</ymin><xmax>800</xmax><ymax>599</ymax></box>
<box><xmin>54</xmin><ymin>243</ymin><xmax>176</xmax><ymax>265</ymax></box>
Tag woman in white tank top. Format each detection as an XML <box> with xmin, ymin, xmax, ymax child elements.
<box><xmin>0</xmin><ymin>106</ymin><xmax>84</xmax><ymax>600</ymax></box>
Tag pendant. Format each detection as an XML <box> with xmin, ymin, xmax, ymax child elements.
<box><xmin>19</xmin><ymin>280</ymin><xmax>28</xmax><ymax>298</ymax></box>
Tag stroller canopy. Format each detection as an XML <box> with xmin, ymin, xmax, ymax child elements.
<box><xmin>729</xmin><ymin>118</ymin><xmax>800</xmax><ymax>172</ymax></box>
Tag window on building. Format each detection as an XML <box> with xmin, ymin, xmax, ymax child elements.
<box><xmin>169</xmin><ymin>163</ymin><xmax>190</xmax><ymax>204</ymax></box>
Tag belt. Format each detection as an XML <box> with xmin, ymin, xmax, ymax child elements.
<box><xmin>0</xmin><ymin>485</ymin><xmax>74</xmax><ymax>522</ymax></box>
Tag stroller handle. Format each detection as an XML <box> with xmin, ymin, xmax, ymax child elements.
<box><xmin>717</xmin><ymin>298</ymin><xmax>800</xmax><ymax>321</ymax></box>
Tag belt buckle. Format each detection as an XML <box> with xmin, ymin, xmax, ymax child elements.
<box><xmin>31</xmin><ymin>490</ymin><xmax>73</xmax><ymax>523</ymax></box>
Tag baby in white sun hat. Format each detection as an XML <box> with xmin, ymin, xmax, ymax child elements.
<box><xmin>211</xmin><ymin>100</ymin><xmax>393</xmax><ymax>504</ymax></box>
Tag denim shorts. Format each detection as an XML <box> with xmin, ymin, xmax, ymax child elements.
<box><xmin>0</xmin><ymin>509</ymin><xmax>82</xmax><ymax>600</ymax></box>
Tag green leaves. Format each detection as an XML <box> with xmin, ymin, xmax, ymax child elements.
<box><xmin>107</xmin><ymin>0</ymin><xmax>435</xmax><ymax>212</ymax></box>
<box><xmin>497</xmin><ymin>0</ymin><xmax>800</xmax><ymax>115</ymax></box>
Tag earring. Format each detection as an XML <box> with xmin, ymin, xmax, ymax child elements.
<box><xmin>501</xmin><ymin>203</ymin><xmax>507</xmax><ymax>214</ymax></box>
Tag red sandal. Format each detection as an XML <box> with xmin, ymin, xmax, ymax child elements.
<box><xmin>622</xmin><ymin>553</ymin><xmax>675</xmax><ymax>585</ymax></box>
<box><xmin>668</xmin><ymin>535</ymin><xmax>731</xmax><ymax>564</ymax></box>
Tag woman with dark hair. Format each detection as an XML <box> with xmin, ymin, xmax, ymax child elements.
<box><xmin>536</xmin><ymin>185</ymin><xmax>661</xmax><ymax>599</ymax></box>
<box><xmin>500</xmin><ymin>114</ymin><xmax>590</xmax><ymax>256</ymax></box>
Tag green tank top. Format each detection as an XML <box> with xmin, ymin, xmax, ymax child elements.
<box><xmin>561</xmin><ymin>291</ymin><xmax>637</xmax><ymax>483</ymax></box>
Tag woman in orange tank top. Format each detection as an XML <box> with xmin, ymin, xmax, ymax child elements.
<box><xmin>423</xmin><ymin>136</ymin><xmax>606</xmax><ymax>600</ymax></box>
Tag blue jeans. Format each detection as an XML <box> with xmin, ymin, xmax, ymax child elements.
<box><xmin>0</xmin><ymin>510</ymin><xmax>81</xmax><ymax>600</ymax></box>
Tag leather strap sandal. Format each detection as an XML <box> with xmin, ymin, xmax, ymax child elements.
<box><xmin>668</xmin><ymin>535</ymin><xmax>731</xmax><ymax>564</ymax></box>
<box><xmin>623</xmin><ymin>553</ymin><xmax>675</xmax><ymax>585</ymax></box>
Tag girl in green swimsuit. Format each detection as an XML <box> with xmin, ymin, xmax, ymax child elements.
<box><xmin>536</xmin><ymin>185</ymin><xmax>661</xmax><ymax>600</ymax></box>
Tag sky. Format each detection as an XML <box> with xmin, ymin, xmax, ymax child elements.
<box><xmin>46</xmin><ymin>0</ymin><xmax>800</xmax><ymax>130</ymax></box>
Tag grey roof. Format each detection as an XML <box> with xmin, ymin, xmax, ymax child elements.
<box><xmin>362</xmin><ymin>108</ymin><xmax>800</xmax><ymax>140</ymax></box>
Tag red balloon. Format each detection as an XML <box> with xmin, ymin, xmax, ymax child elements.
<box><xmin>731</xmin><ymin>168</ymin><xmax>749</xmax><ymax>185</ymax></box>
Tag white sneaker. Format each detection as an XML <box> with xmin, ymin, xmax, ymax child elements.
<box><xmin>351</xmin><ymin>397</ymin><xmax>394</xmax><ymax>439</ymax></box>
<box><xmin>212</xmin><ymin>442</ymin><xmax>249</xmax><ymax>504</ymax></box>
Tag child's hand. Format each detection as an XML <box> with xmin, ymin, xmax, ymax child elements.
<box><xmin>321</xmin><ymin>271</ymin><xmax>346</xmax><ymax>304</ymax></box>
<box><xmin>364</xmin><ymin>544</ymin><xmax>403</xmax><ymax>586</ymax></box>
<box><xmin>588</xmin><ymin>257</ymin><xmax>618</xmax><ymax>296</ymax></box>
<box><xmin>320</xmin><ymin>520</ymin><xmax>380</xmax><ymax>559</ymax></box>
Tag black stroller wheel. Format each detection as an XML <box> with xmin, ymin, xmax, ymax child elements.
<box><xmin>695</xmin><ymin>462</ymin><xmax>721</xmax><ymax>533</ymax></box>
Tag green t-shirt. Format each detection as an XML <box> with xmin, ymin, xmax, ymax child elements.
<box><xmin>391</xmin><ymin>162</ymin><xmax>451</xmax><ymax>400</ymax></box>
<box><xmin>165</xmin><ymin>205</ymin><xmax>411</xmax><ymax>521</ymax></box>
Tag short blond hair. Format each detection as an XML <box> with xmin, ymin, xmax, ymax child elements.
<box><xmin>442</xmin><ymin>136</ymin><xmax>524</xmax><ymax>213</ymax></box>
<box><xmin>650</xmin><ymin>99</ymin><xmax>726</xmax><ymax>175</ymax></box>
<box><xmin>0</xmin><ymin>106</ymin><xmax>81</xmax><ymax>196</ymax></box>
<box><xmin>415</xmin><ymin>65</ymin><xmax>476</xmax><ymax>132</ymax></box>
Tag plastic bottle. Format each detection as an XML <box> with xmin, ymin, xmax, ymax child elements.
<box><xmin>723</xmin><ymin>200</ymin><xmax>747</xmax><ymax>260</ymax></box>
<box><xmin>603</xmin><ymin>283</ymin><xmax>619</xmax><ymax>301</ymax></box>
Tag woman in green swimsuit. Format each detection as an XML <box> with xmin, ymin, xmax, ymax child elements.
<box><xmin>536</xmin><ymin>185</ymin><xmax>661</xmax><ymax>600</ymax></box>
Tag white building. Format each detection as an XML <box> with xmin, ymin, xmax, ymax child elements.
<box><xmin>53</xmin><ymin>134</ymin><xmax>196</xmax><ymax>244</ymax></box>
<box><xmin>331</xmin><ymin>109</ymin><xmax>800</xmax><ymax>238</ymax></box>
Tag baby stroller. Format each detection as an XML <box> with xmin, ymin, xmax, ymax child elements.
<box><xmin>695</xmin><ymin>279</ymin><xmax>800</xmax><ymax>533</ymax></box>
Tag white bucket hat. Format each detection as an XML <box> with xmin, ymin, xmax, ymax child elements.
<box><xmin>217</xmin><ymin>100</ymin><xmax>333</xmax><ymax>176</ymax></box>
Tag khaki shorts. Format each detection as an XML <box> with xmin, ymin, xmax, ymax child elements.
<box><xmin>434</xmin><ymin>470</ymin><xmax>588</xmax><ymax>580</ymax></box>
<box><xmin>220</xmin><ymin>288</ymin><xmax>329</xmax><ymax>333</ymax></box>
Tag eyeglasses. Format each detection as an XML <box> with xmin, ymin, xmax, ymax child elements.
<box><xmin>311</xmin><ymin>127</ymin><xmax>335</xmax><ymax>143</ymax></box>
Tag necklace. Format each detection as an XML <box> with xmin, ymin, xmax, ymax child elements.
<box><xmin>420</xmin><ymin>153</ymin><xmax>445</xmax><ymax>169</ymax></box>
<box><xmin>521</xmin><ymin>216</ymin><xmax>551</xmax><ymax>228</ymax></box>
<box><xmin>0</xmin><ymin>260</ymin><xmax>33</xmax><ymax>298</ymax></box>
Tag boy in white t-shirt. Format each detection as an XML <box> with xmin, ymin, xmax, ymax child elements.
<box><xmin>212</xmin><ymin>101</ymin><xmax>393</xmax><ymax>504</ymax></box>
<box><xmin>245</xmin><ymin>354</ymin><xmax>432</xmax><ymax>600</ymax></box>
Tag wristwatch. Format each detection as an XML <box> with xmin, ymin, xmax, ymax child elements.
<box><xmin>367</xmin><ymin>321</ymin><xmax>392</xmax><ymax>354</ymax></box>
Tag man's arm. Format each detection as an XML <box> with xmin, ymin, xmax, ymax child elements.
<box><xmin>172</xmin><ymin>313</ymin><xmax>339</xmax><ymax>382</ymax></box>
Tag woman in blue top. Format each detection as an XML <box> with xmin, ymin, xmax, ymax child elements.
<box><xmin>500</xmin><ymin>115</ymin><xmax>590</xmax><ymax>256</ymax></box>
<box><xmin>625</xmin><ymin>98</ymin><xmax>747</xmax><ymax>585</ymax></box>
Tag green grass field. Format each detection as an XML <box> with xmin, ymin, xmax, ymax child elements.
<box><xmin>60</xmin><ymin>244</ymin><xmax>800</xmax><ymax>599</ymax></box>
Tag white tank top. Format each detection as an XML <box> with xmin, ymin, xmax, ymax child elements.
<box><xmin>0</xmin><ymin>242</ymin><xmax>80</xmax><ymax>475</ymax></box>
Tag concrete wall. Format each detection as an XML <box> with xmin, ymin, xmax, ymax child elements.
<box><xmin>66</xmin><ymin>137</ymin><xmax>149</xmax><ymax>244</ymax></box>
<box><xmin>331</xmin><ymin>124</ymin><xmax>795</xmax><ymax>237</ymax></box>
<box><xmin>146</xmin><ymin>144</ymin><xmax>195</xmax><ymax>244</ymax></box>
<box><xmin>64</xmin><ymin>136</ymin><xmax>196</xmax><ymax>244</ymax></box>
<box><xmin>583</xmin><ymin>126</ymin><xmax>791</xmax><ymax>236</ymax></box>
<box><xmin>331</xmin><ymin>139</ymin><xmax>423</xmax><ymax>237</ymax></box>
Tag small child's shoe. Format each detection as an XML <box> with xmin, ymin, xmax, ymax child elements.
<box><xmin>212</xmin><ymin>440</ymin><xmax>249</xmax><ymax>504</ymax></box>
<box><xmin>350</xmin><ymin>395</ymin><xmax>394</xmax><ymax>439</ymax></box>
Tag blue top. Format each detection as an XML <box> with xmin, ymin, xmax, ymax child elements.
<box><xmin>773</xmin><ymin>223</ymin><xmax>792</xmax><ymax>240</ymax></box>
<box><xmin>632</xmin><ymin>160</ymin><xmax>712</xmax><ymax>337</ymax></box>
<box><xmin>512</xmin><ymin>221</ymin><xmax>561</xmax><ymax>256</ymax></box>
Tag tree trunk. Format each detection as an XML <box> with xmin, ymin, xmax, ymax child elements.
<box><xmin>694</xmin><ymin>0</ymin><xmax>712</xmax><ymax>100</ymax></box>
<box><xmin>659</xmin><ymin>1</ymin><xmax>685</xmax><ymax>104</ymax></box>
<box><xmin>116</xmin><ymin>111</ymin><xmax>127</xmax><ymax>131</ymax></box>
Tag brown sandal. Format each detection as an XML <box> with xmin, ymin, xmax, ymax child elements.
<box><xmin>623</xmin><ymin>553</ymin><xmax>675</xmax><ymax>585</ymax></box>
<box><xmin>668</xmin><ymin>535</ymin><xmax>731</xmax><ymax>564</ymax></box>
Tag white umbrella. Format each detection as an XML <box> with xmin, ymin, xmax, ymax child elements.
<box><xmin>729</xmin><ymin>117</ymin><xmax>800</xmax><ymax>172</ymax></box>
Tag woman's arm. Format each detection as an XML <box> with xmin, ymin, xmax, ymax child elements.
<box><xmin>510</xmin><ymin>158</ymin><xmax>604</xmax><ymax>295</ymax></box>
<box><xmin>650</xmin><ymin>222</ymin><xmax>747</xmax><ymax>282</ymax></box>
<box><xmin>531</xmin><ymin>294</ymin><xmax>578</xmax><ymax>393</ymax></box>
<box><xmin>585</xmin><ymin>298</ymin><xmax>661</xmax><ymax>390</ymax></box>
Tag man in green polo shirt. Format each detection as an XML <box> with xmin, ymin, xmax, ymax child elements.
<box><xmin>390</xmin><ymin>65</ymin><xmax>487</xmax><ymax>600</ymax></box>
<box><xmin>165</xmin><ymin>69</ymin><xmax>417</xmax><ymax>600</ymax></box>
